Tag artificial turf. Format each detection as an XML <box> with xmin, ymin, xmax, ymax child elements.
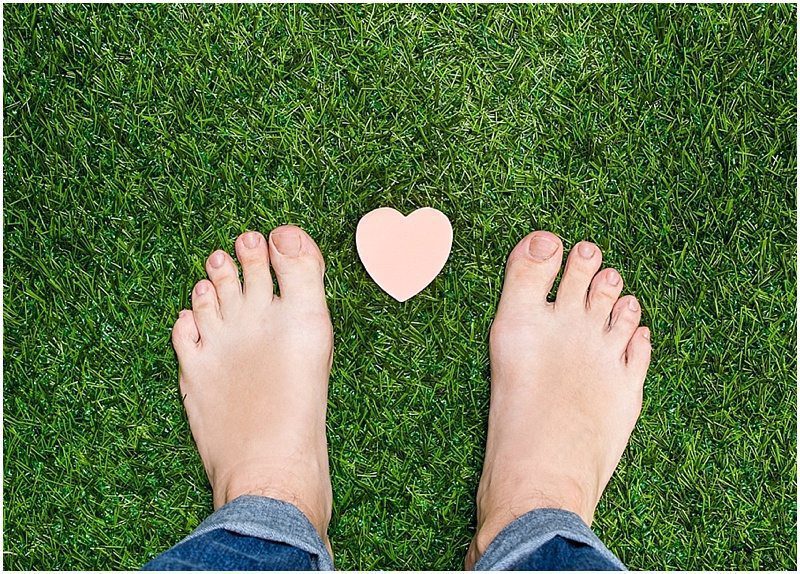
<box><xmin>2</xmin><ymin>3</ymin><xmax>797</xmax><ymax>570</ymax></box>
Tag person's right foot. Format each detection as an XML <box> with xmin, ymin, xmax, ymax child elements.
<box><xmin>467</xmin><ymin>231</ymin><xmax>651</xmax><ymax>569</ymax></box>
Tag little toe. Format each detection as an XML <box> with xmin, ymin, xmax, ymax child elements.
<box><xmin>626</xmin><ymin>326</ymin><xmax>652</xmax><ymax>380</ymax></box>
<box><xmin>205</xmin><ymin>249</ymin><xmax>242</xmax><ymax>313</ymax></box>
<box><xmin>587</xmin><ymin>268</ymin><xmax>624</xmax><ymax>320</ymax></box>
<box><xmin>172</xmin><ymin>309</ymin><xmax>200</xmax><ymax>354</ymax></box>
<box><xmin>497</xmin><ymin>231</ymin><xmax>563</xmax><ymax>314</ymax></box>
<box><xmin>268</xmin><ymin>225</ymin><xmax>326</xmax><ymax>305</ymax></box>
<box><xmin>191</xmin><ymin>279</ymin><xmax>221</xmax><ymax>333</ymax></box>
<box><xmin>235</xmin><ymin>231</ymin><xmax>273</xmax><ymax>302</ymax></box>
<box><xmin>555</xmin><ymin>241</ymin><xmax>603</xmax><ymax>310</ymax></box>
<box><xmin>609</xmin><ymin>295</ymin><xmax>642</xmax><ymax>352</ymax></box>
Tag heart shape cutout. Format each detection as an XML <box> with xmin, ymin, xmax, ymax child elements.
<box><xmin>356</xmin><ymin>207</ymin><xmax>453</xmax><ymax>302</ymax></box>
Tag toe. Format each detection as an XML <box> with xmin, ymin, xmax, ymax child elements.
<box><xmin>235</xmin><ymin>231</ymin><xmax>274</xmax><ymax>302</ymax></box>
<box><xmin>191</xmin><ymin>279</ymin><xmax>221</xmax><ymax>333</ymax></box>
<box><xmin>609</xmin><ymin>295</ymin><xmax>642</xmax><ymax>352</ymax></box>
<box><xmin>587</xmin><ymin>268</ymin><xmax>623</xmax><ymax>320</ymax></box>
<box><xmin>497</xmin><ymin>231</ymin><xmax>563</xmax><ymax>314</ymax></box>
<box><xmin>626</xmin><ymin>326</ymin><xmax>652</xmax><ymax>380</ymax></box>
<box><xmin>555</xmin><ymin>241</ymin><xmax>602</xmax><ymax>310</ymax></box>
<box><xmin>172</xmin><ymin>309</ymin><xmax>200</xmax><ymax>353</ymax></box>
<box><xmin>268</xmin><ymin>225</ymin><xmax>326</xmax><ymax>305</ymax></box>
<box><xmin>206</xmin><ymin>249</ymin><xmax>242</xmax><ymax>313</ymax></box>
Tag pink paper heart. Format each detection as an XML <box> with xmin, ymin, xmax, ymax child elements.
<box><xmin>356</xmin><ymin>207</ymin><xmax>453</xmax><ymax>302</ymax></box>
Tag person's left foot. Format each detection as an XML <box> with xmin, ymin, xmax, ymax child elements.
<box><xmin>171</xmin><ymin>226</ymin><xmax>334</xmax><ymax>545</ymax></box>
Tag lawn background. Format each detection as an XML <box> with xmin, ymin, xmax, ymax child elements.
<box><xmin>3</xmin><ymin>3</ymin><xmax>797</xmax><ymax>570</ymax></box>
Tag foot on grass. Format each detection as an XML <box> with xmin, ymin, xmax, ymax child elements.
<box><xmin>171</xmin><ymin>225</ymin><xmax>333</xmax><ymax>546</ymax></box>
<box><xmin>466</xmin><ymin>231</ymin><xmax>652</xmax><ymax>568</ymax></box>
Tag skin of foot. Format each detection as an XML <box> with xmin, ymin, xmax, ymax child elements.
<box><xmin>466</xmin><ymin>231</ymin><xmax>652</xmax><ymax>569</ymax></box>
<box><xmin>171</xmin><ymin>225</ymin><xmax>334</xmax><ymax>548</ymax></box>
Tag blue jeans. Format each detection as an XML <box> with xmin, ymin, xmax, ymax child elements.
<box><xmin>144</xmin><ymin>496</ymin><xmax>625</xmax><ymax>570</ymax></box>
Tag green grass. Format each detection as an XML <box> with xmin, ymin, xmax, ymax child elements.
<box><xmin>3</xmin><ymin>3</ymin><xmax>796</xmax><ymax>570</ymax></box>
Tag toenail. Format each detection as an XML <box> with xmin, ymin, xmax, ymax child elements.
<box><xmin>243</xmin><ymin>232</ymin><xmax>260</xmax><ymax>249</ymax></box>
<box><xmin>628</xmin><ymin>298</ymin><xmax>640</xmax><ymax>311</ymax></box>
<box><xmin>178</xmin><ymin>310</ymin><xmax>187</xmax><ymax>318</ymax></box>
<box><xmin>528</xmin><ymin>235</ymin><xmax>559</xmax><ymax>261</ymax></box>
<box><xmin>195</xmin><ymin>282</ymin><xmax>209</xmax><ymax>295</ymax></box>
<box><xmin>578</xmin><ymin>242</ymin><xmax>595</xmax><ymax>259</ymax></box>
<box><xmin>210</xmin><ymin>251</ymin><xmax>225</xmax><ymax>268</ymax></box>
<box><xmin>607</xmin><ymin>270</ymin><xmax>621</xmax><ymax>286</ymax></box>
<box><xmin>272</xmin><ymin>229</ymin><xmax>302</xmax><ymax>257</ymax></box>
<box><xmin>642</xmin><ymin>327</ymin><xmax>651</xmax><ymax>340</ymax></box>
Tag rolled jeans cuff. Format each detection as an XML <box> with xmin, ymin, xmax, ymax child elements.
<box><xmin>474</xmin><ymin>508</ymin><xmax>625</xmax><ymax>570</ymax></box>
<box><xmin>184</xmin><ymin>495</ymin><xmax>334</xmax><ymax>570</ymax></box>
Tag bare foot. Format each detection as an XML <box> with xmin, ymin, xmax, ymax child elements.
<box><xmin>466</xmin><ymin>231</ymin><xmax>651</xmax><ymax>568</ymax></box>
<box><xmin>171</xmin><ymin>226</ymin><xmax>333</xmax><ymax>545</ymax></box>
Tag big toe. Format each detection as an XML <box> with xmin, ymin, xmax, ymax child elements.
<box><xmin>497</xmin><ymin>231</ymin><xmax>563</xmax><ymax>314</ymax></box>
<box><xmin>268</xmin><ymin>225</ymin><xmax>326</xmax><ymax>305</ymax></box>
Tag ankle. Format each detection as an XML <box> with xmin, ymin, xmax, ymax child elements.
<box><xmin>470</xmin><ymin>470</ymin><xmax>596</xmax><ymax>566</ymax></box>
<box><xmin>211</xmin><ymin>459</ymin><xmax>332</xmax><ymax>536</ymax></box>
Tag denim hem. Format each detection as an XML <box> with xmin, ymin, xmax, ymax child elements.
<box><xmin>184</xmin><ymin>494</ymin><xmax>334</xmax><ymax>570</ymax></box>
<box><xmin>474</xmin><ymin>507</ymin><xmax>625</xmax><ymax>570</ymax></box>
